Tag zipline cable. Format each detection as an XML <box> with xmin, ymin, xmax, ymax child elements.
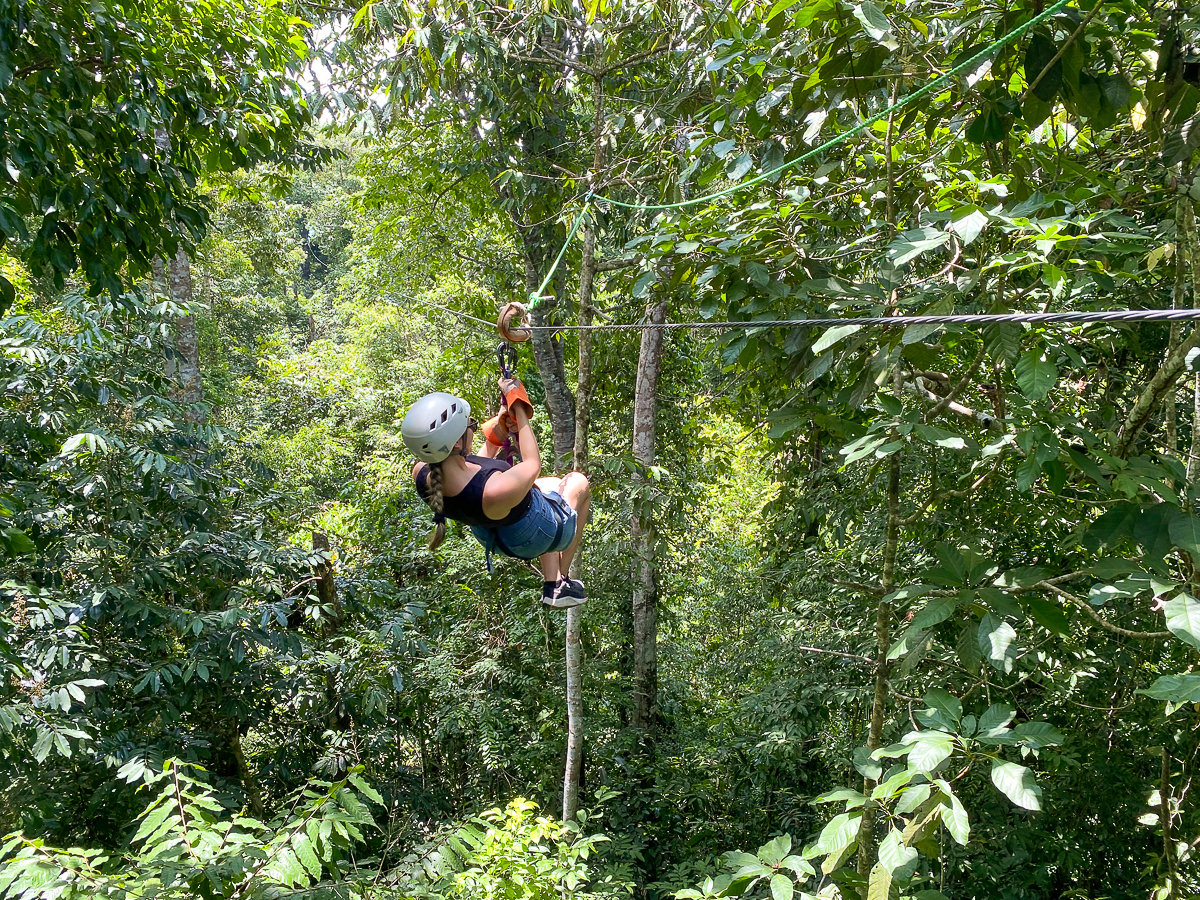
<box><xmin>519</xmin><ymin>309</ymin><xmax>1200</xmax><ymax>331</ymax></box>
<box><xmin>527</xmin><ymin>0</ymin><xmax>1077</xmax><ymax>305</ymax></box>
<box><xmin>402</xmin><ymin>292</ymin><xmax>1200</xmax><ymax>334</ymax></box>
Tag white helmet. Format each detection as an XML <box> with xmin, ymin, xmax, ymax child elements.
<box><xmin>402</xmin><ymin>392</ymin><xmax>472</xmax><ymax>463</ymax></box>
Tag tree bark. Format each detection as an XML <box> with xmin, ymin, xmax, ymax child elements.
<box><xmin>630</xmin><ymin>296</ymin><xmax>669</xmax><ymax>732</ymax></box>
<box><xmin>573</xmin><ymin>72</ymin><xmax>606</xmax><ymax>473</ymax></box>
<box><xmin>857</xmin><ymin>370</ymin><xmax>903</xmax><ymax>878</ymax></box>
<box><xmin>521</xmin><ymin>230</ymin><xmax>576</xmax><ymax>468</ymax></box>
<box><xmin>153</xmin><ymin>127</ymin><xmax>203</xmax><ymax>421</ymax></box>
<box><xmin>312</xmin><ymin>532</ymin><xmax>342</xmax><ymax>632</ymax></box>
<box><xmin>169</xmin><ymin>246</ymin><xmax>204</xmax><ymax>418</ymax></box>
<box><xmin>562</xmin><ymin>604</ymin><xmax>583</xmax><ymax>820</ymax></box>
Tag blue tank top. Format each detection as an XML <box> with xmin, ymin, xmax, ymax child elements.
<box><xmin>415</xmin><ymin>455</ymin><xmax>532</xmax><ymax>528</ymax></box>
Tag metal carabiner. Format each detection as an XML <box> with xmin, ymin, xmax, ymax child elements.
<box><xmin>496</xmin><ymin>342</ymin><xmax>518</xmax><ymax>380</ymax></box>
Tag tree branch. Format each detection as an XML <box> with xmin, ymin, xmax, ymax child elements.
<box><xmin>596</xmin><ymin>254</ymin><xmax>644</xmax><ymax>272</ymax></box>
<box><xmin>1114</xmin><ymin>324</ymin><xmax>1200</xmax><ymax>456</ymax></box>
<box><xmin>1037</xmin><ymin>581</ymin><xmax>1172</xmax><ymax>640</ymax></box>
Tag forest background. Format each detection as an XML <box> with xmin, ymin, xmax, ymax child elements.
<box><xmin>1</xmin><ymin>0</ymin><xmax>1199</xmax><ymax>898</ymax></box>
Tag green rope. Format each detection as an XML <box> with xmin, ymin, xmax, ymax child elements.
<box><xmin>526</xmin><ymin>0</ymin><xmax>1076</xmax><ymax>304</ymax></box>
<box><xmin>529</xmin><ymin>198</ymin><xmax>592</xmax><ymax>309</ymax></box>
<box><xmin>602</xmin><ymin>0</ymin><xmax>1074</xmax><ymax>211</ymax></box>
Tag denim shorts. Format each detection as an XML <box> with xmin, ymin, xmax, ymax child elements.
<box><xmin>471</xmin><ymin>488</ymin><xmax>577</xmax><ymax>560</ymax></box>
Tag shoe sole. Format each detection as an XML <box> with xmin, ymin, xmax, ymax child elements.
<box><xmin>541</xmin><ymin>595</ymin><xmax>587</xmax><ymax>609</ymax></box>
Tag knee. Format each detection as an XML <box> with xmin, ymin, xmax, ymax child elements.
<box><xmin>566</xmin><ymin>471</ymin><xmax>590</xmax><ymax>499</ymax></box>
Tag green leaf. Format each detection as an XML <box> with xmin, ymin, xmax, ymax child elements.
<box><xmin>1022</xmin><ymin>595</ymin><xmax>1070</xmax><ymax>636</ymax></box>
<box><xmin>913</xmin><ymin>423</ymin><xmax>969</xmax><ymax>450</ymax></box>
<box><xmin>1137</xmin><ymin>674</ymin><xmax>1200</xmax><ymax>703</ymax></box>
<box><xmin>1169</xmin><ymin>514</ymin><xmax>1200</xmax><ymax>561</ymax></box>
<box><xmin>949</xmin><ymin>206</ymin><xmax>989</xmax><ymax>245</ymax></box>
<box><xmin>812</xmin><ymin>324</ymin><xmax>862</xmax><ymax>354</ymax></box>
<box><xmin>853</xmin><ymin>1</ymin><xmax>892</xmax><ymax>43</ymax></box>
<box><xmin>758</xmin><ymin>834</ymin><xmax>791</xmax><ymax>866</ymax></box>
<box><xmin>937</xmin><ymin>784</ymin><xmax>971</xmax><ymax>844</ymax></box>
<box><xmin>815</xmin><ymin>811</ymin><xmax>861</xmax><ymax>854</ymax></box>
<box><xmin>1024</xmin><ymin>33</ymin><xmax>1062</xmax><ymax>101</ymax></box>
<box><xmin>966</xmin><ymin>106</ymin><xmax>1005</xmax><ymax>145</ymax></box>
<box><xmin>866</xmin><ymin>861</ymin><xmax>892</xmax><ymax>900</ymax></box>
<box><xmin>909</xmin><ymin>596</ymin><xmax>957</xmax><ymax>632</ymax></box>
<box><xmin>853</xmin><ymin>746</ymin><xmax>883</xmax><ymax>780</ymax></box>
<box><xmin>877</xmin><ymin>828</ymin><xmax>918</xmax><ymax>874</ymax></box>
<box><xmin>907</xmin><ymin>732</ymin><xmax>954</xmax><ymax>773</ymax></box>
<box><xmin>1011</xmin><ymin>721</ymin><xmax>1064</xmax><ymax>748</ymax></box>
<box><xmin>294</xmin><ymin>833</ymin><xmax>323</xmax><ymax>879</ymax></box>
<box><xmin>977</xmin><ymin>703</ymin><xmax>1015</xmax><ymax>735</ymax></box>
<box><xmin>923</xmin><ymin>688</ymin><xmax>962</xmax><ymax>726</ymax></box>
<box><xmin>1014</xmin><ymin>350</ymin><xmax>1057</xmax><ymax>401</ymax></box>
<box><xmin>990</xmin><ymin>760</ymin><xmax>1042</xmax><ymax>810</ymax></box>
<box><xmin>1162</xmin><ymin>593</ymin><xmax>1200</xmax><ymax>651</ymax></box>
<box><xmin>977</xmin><ymin>613</ymin><xmax>1017</xmax><ymax>673</ymax></box>
<box><xmin>2</xmin><ymin>528</ymin><xmax>35</xmax><ymax>556</ymax></box>
<box><xmin>770</xmin><ymin>873</ymin><xmax>794</xmax><ymax>900</ymax></box>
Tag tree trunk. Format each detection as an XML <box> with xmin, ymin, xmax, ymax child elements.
<box><xmin>521</xmin><ymin>230</ymin><xmax>576</xmax><ymax>468</ymax></box>
<box><xmin>230</xmin><ymin>722</ymin><xmax>266</xmax><ymax>818</ymax></box>
<box><xmin>169</xmin><ymin>246</ymin><xmax>204</xmax><ymax>418</ymax></box>
<box><xmin>153</xmin><ymin>127</ymin><xmax>203</xmax><ymax>421</ymax></box>
<box><xmin>857</xmin><ymin>373</ymin><xmax>903</xmax><ymax>878</ymax></box>
<box><xmin>630</xmin><ymin>296</ymin><xmax>669</xmax><ymax>732</ymax></box>
<box><xmin>562</xmin><ymin>604</ymin><xmax>583</xmax><ymax>820</ymax></box>
<box><xmin>312</xmin><ymin>532</ymin><xmax>342</xmax><ymax>630</ymax></box>
<box><xmin>574</xmin><ymin>72</ymin><xmax>606</xmax><ymax>473</ymax></box>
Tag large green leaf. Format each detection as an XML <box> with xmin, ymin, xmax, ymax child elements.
<box><xmin>877</xmin><ymin>828</ymin><xmax>918</xmax><ymax>874</ymax></box>
<box><xmin>990</xmin><ymin>760</ymin><xmax>1042</xmax><ymax>810</ymax></box>
<box><xmin>1024</xmin><ymin>33</ymin><xmax>1062</xmax><ymax>102</ymax></box>
<box><xmin>907</xmin><ymin>731</ymin><xmax>954</xmax><ymax>773</ymax></box>
<box><xmin>1162</xmin><ymin>593</ymin><xmax>1200</xmax><ymax>651</ymax></box>
<box><xmin>814</xmin><ymin>812</ymin><xmax>861</xmax><ymax>854</ymax></box>
<box><xmin>922</xmin><ymin>688</ymin><xmax>962</xmax><ymax>726</ymax></box>
<box><xmin>1168</xmin><ymin>514</ymin><xmax>1200</xmax><ymax>561</ymax></box>
<box><xmin>936</xmin><ymin>783</ymin><xmax>970</xmax><ymax>844</ymax></box>
<box><xmin>977</xmin><ymin>613</ymin><xmax>1017</xmax><ymax>673</ymax></box>
<box><xmin>1014</xmin><ymin>350</ymin><xmax>1057</xmax><ymax>401</ymax></box>
<box><xmin>1137</xmin><ymin>674</ymin><xmax>1200</xmax><ymax>703</ymax></box>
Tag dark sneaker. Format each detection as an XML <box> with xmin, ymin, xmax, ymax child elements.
<box><xmin>557</xmin><ymin>577</ymin><xmax>586</xmax><ymax>600</ymax></box>
<box><xmin>541</xmin><ymin>578</ymin><xmax>587</xmax><ymax>609</ymax></box>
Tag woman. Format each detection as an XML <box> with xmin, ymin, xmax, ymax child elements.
<box><xmin>401</xmin><ymin>379</ymin><xmax>590</xmax><ymax>609</ymax></box>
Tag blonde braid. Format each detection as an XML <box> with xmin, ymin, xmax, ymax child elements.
<box><xmin>426</xmin><ymin>462</ymin><xmax>447</xmax><ymax>550</ymax></box>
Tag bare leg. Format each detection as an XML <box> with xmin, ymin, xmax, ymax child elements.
<box><xmin>532</xmin><ymin>474</ymin><xmax>590</xmax><ymax>581</ymax></box>
<box><xmin>556</xmin><ymin>472</ymin><xmax>590</xmax><ymax>578</ymax></box>
<box><xmin>539</xmin><ymin>549</ymin><xmax>561</xmax><ymax>582</ymax></box>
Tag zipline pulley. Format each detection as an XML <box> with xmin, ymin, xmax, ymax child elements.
<box><xmin>497</xmin><ymin>302</ymin><xmax>531</xmax><ymax>344</ymax></box>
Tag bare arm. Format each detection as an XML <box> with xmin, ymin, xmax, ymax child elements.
<box><xmin>482</xmin><ymin>405</ymin><xmax>541</xmax><ymax>519</ymax></box>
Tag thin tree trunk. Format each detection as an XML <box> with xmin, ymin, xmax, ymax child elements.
<box><xmin>170</xmin><ymin>246</ymin><xmax>203</xmax><ymax>418</ymax></box>
<box><xmin>1184</xmin><ymin>199</ymin><xmax>1200</xmax><ymax>482</ymax></box>
<box><xmin>1167</xmin><ymin>197</ymin><xmax>1190</xmax><ymax>451</ymax></box>
<box><xmin>562</xmin><ymin>604</ymin><xmax>583</xmax><ymax>820</ymax></box>
<box><xmin>227</xmin><ymin>720</ymin><xmax>265</xmax><ymax>818</ymax></box>
<box><xmin>573</xmin><ymin>72</ymin><xmax>606</xmax><ymax>473</ymax></box>
<box><xmin>153</xmin><ymin>127</ymin><xmax>203</xmax><ymax>421</ymax></box>
<box><xmin>857</xmin><ymin>370</ymin><xmax>903</xmax><ymax>878</ymax></box>
<box><xmin>521</xmin><ymin>235</ymin><xmax>576</xmax><ymax>467</ymax></box>
<box><xmin>631</xmin><ymin>296</ymin><xmax>669</xmax><ymax>732</ymax></box>
<box><xmin>312</xmin><ymin>532</ymin><xmax>342</xmax><ymax>630</ymax></box>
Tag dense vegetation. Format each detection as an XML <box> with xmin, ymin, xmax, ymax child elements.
<box><xmin>2</xmin><ymin>0</ymin><xmax>1200</xmax><ymax>898</ymax></box>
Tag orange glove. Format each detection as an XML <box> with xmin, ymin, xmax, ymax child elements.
<box><xmin>480</xmin><ymin>413</ymin><xmax>513</xmax><ymax>448</ymax></box>
<box><xmin>498</xmin><ymin>376</ymin><xmax>533</xmax><ymax>418</ymax></box>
